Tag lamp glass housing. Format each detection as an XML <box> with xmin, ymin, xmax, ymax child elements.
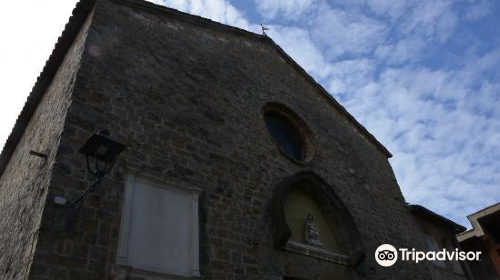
<box><xmin>78</xmin><ymin>130</ymin><xmax>126</xmax><ymax>163</ymax></box>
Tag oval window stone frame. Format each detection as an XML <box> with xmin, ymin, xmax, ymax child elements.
<box><xmin>263</xmin><ymin>103</ymin><xmax>316</xmax><ymax>164</ymax></box>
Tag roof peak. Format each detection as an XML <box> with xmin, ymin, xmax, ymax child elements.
<box><xmin>0</xmin><ymin>0</ymin><xmax>392</xmax><ymax>178</ymax></box>
<box><xmin>109</xmin><ymin>0</ymin><xmax>392</xmax><ymax>157</ymax></box>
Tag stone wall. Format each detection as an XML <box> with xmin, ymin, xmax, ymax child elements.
<box><xmin>9</xmin><ymin>0</ymin><xmax>466</xmax><ymax>280</ymax></box>
<box><xmin>0</xmin><ymin>9</ymin><xmax>92</xmax><ymax>280</ymax></box>
<box><xmin>33</xmin><ymin>0</ymin><xmax>426</xmax><ymax>279</ymax></box>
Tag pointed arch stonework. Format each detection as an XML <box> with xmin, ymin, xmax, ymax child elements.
<box><xmin>269</xmin><ymin>171</ymin><xmax>367</xmax><ymax>267</ymax></box>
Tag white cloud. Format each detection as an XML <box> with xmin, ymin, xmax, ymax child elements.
<box><xmin>462</xmin><ymin>0</ymin><xmax>493</xmax><ymax>21</ymax></box>
<box><xmin>365</xmin><ymin>0</ymin><xmax>414</xmax><ymax>19</ymax></box>
<box><xmin>326</xmin><ymin>59</ymin><xmax>377</xmax><ymax>95</ymax></box>
<box><xmin>340</xmin><ymin>55</ymin><xmax>500</xmax><ymax>224</ymax></box>
<box><xmin>375</xmin><ymin>35</ymin><xmax>427</xmax><ymax>65</ymax></box>
<box><xmin>311</xmin><ymin>6</ymin><xmax>387</xmax><ymax>59</ymax></box>
<box><xmin>401</xmin><ymin>0</ymin><xmax>458</xmax><ymax>42</ymax></box>
<box><xmin>256</xmin><ymin>0</ymin><xmax>317</xmax><ymax>20</ymax></box>
<box><xmin>436</xmin><ymin>10</ymin><xmax>459</xmax><ymax>43</ymax></box>
<box><xmin>266</xmin><ymin>26</ymin><xmax>330</xmax><ymax>79</ymax></box>
<box><xmin>157</xmin><ymin>0</ymin><xmax>257</xmax><ymax>31</ymax></box>
<box><xmin>255</xmin><ymin>0</ymin><xmax>388</xmax><ymax>59</ymax></box>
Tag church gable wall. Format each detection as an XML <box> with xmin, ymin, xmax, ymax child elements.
<box><xmin>24</xmin><ymin>1</ymin><xmax>445</xmax><ymax>279</ymax></box>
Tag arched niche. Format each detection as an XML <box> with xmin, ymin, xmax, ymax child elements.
<box><xmin>285</xmin><ymin>187</ymin><xmax>340</xmax><ymax>252</ymax></box>
<box><xmin>269</xmin><ymin>171</ymin><xmax>366</xmax><ymax>267</ymax></box>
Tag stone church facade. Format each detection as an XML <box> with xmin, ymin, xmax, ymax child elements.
<box><xmin>0</xmin><ymin>0</ymin><xmax>469</xmax><ymax>280</ymax></box>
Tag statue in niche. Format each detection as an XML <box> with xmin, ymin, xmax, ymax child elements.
<box><xmin>305</xmin><ymin>214</ymin><xmax>323</xmax><ymax>248</ymax></box>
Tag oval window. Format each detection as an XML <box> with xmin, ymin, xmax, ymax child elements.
<box><xmin>264</xmin><ymin>111</ymin><xmax>307</xmax><ymax>161</ymax></box>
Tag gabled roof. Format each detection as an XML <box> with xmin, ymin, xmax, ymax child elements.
<box><xmin>409</xmin><ymin>204</ymin><xmax>466</xmax><ymax>234</ymax></box>
<box><xmin>0</xmin><ymin>0</ymin><xmax>392</xmax><ymax>179</ymax></box>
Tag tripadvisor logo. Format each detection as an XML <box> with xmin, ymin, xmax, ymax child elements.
<box><xmin>375</xmin><ymin>244</ymin><xmax>481</xmax><ymax>267</ymax></box>
<box><xmin>375</xmin><ymin>244</ymin><xmax>398</xmax><ymax>267</ymax></box>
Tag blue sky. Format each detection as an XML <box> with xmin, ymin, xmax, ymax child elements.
<box><xmin>0</xmin><ymin>0</ymin><xmax>499</xmax><ymax>227</ymax></box>
<box><xmin>131</xmin><ymin>0</ymin><xmax>500</xmax><ymax>226</ymax></box>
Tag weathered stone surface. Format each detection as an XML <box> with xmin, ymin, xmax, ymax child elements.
<box><xmin>0</xmin><ymin>9</ymin><xmax>93</xmax><ymax>280</ymax></box>
<box><xmin>0</xmin><ymin>0</ymin><xmax>468</xmax><ymax>280</ymax></box>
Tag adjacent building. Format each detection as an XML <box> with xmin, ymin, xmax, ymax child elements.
<box><xmin>458</xmin><ymin>203</ymin><xmax>500</xmax><ymax>280</ymax></box>
<box><xmin>409</xmin><ymin>204</ymin><xmax>470</xmax><ymax>280</ymax></box>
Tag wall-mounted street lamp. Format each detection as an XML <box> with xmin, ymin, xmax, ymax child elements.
<box><xmin>65</xmin><ymin>129</ymin><xmax>126</xmax><ymax>233</ymax></box>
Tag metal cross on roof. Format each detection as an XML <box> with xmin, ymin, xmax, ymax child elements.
<box><xmin>261</xmin><ymin>24</ymin><xmax>269</xmax><ymax>36</ymax></box>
